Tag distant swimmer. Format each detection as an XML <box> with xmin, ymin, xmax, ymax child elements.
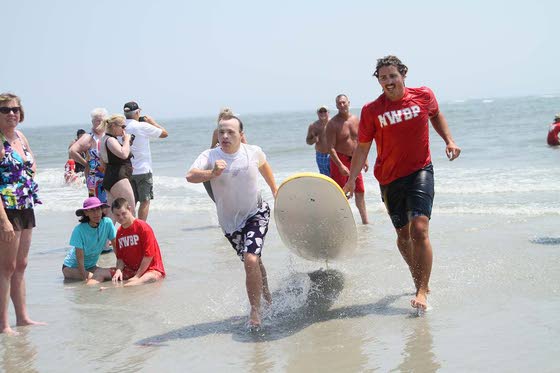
<box><xmin>306</xmin><ymin>105</ymin><xmax>331</xmax><ymax>176</ymax></box>
<box><xmin>546</xmin><ymin>113</ymin><xmax>560</xmax><ymax>146</ymax></box>
<box><xmin>343</xmin><ymin>55</ymin><xmax>461</xmax><ymax>312</ymax></box>
<box><xmin>187</xmin><ymin>114</ymin><xmax>277</xmax><ymax>329</ymax></box>
<box><xmin>326</xmin><ymin>94</ymin><xmax>369</xmax><ymax>224</ymax></box>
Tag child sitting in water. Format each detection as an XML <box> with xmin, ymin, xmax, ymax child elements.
<box><xmin>62</xmin><ymin>197</ymin><xmax>116</xmax><ymax>284</ymax></box>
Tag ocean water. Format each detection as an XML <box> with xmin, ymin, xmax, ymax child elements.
<box><xmin>2</xmin><ymin>95</ymin><xmax>560</xmax><ymax>372</ymax></box>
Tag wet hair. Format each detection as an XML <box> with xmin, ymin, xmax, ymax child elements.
<box><xmin>111</xmin><ymin>197</ymin><xmax>129</xmax><ymax>212</ymax></box>
<box><xmin>90</xmin><ymin>108</ymin><xmax>108</xmax><ymax>121</ymax></box>
<box><xmin>99</xmin><ymin>114</ymin><xmax>125</xmax><ymax>132</ymax></box>
<box><xmin>373</xmin><ymin>55</ymin><xmax>408</xmax><ymax>78</ymax></box>
<box><xmin>76</xmin><ymin>129</ymin><xmax>86</xmax><ymax>138</ymax></box>
<box><xmin>79</xmin><ymin>211</ymin><xmax>106</xmax><ymax>224</ymax></box>
<box><xmin>0</xmin><ymin>93</ymin><xmax>25</xmax><ymax>122</ymax></box>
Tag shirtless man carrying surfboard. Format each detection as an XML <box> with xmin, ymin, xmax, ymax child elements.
<box><xmin>326</xmin><ymin>94</ymin><xmax>369</xmax><ymax>224</ymax></box>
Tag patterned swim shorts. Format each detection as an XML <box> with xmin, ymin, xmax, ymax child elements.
<box><xmin>225</xmin><ymin>201</ymin><xmax>270</xmax><ymax>261</ymax></box>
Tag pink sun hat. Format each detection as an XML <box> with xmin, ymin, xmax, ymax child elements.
<box><xmin>75</xmin><ymin>197</ymin><xmax>109</xmax><ymax>216</ymax></box>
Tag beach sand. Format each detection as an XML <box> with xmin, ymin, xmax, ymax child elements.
<box><xmin>1</xmin><ymin>206</ymin><xmax>558</xmax><ymax>372</ymax></box>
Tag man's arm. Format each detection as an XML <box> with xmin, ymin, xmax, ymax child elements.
<box><xmin>326</xmin><ymin>121</ymin><xmax>346</xmax><ymax>174</ymax></box>
<box><xmin>210</xmin><ymin>128</ymin><xmax>219</xmax><ymax>148</ymax></box>
<box><xmin>430</xmin><ymin>112</ymin><xmax>461</xmax><ymax>161</ymax></box>
<box><xmin>112</xmin><ymin>259</ymin><xmax>125</xmax><ymax>282</ymax></box>
<box><xmin>123</xmin><ymin>256</ymin><xmax>154</xmax><ymax>286</ymax></box>
<box><xmin>186</xmin><ymin>160</ymin><xmax>226</xmax><ymax>183</ymax></box>
<box><xmin>343</xmin><ymin>141</ymin><xmax>372</xmax><ymax>198</ymax></box>
<box><xmin>258</xmin><ymin>161</ymin><xmax>278</xmax><ymax>198</ymax></box>
<box><xmin>69</xmin><ymin>134</ymin><xmax>92</xmax><ymax>167</ymax></box>
<box><xmin>306</xmin><ymin>124</ymin><xmax>317</xmax><ymax>145</ymax></box>
<box><xmin>143</xmin><ymin>115</ymin><xmax>168</xmax><ymax>138</ymax></box>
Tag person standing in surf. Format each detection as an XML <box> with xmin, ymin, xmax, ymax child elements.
<box><xmin>187</xmin><ymin>114</ymin><xmax>277</xmax><ymax>328</ymax></box>
<box><xmin>306</xmin><ymin>105</ymin><xmax>331</xmax><ymax>176</ymax></box>
<box><xmin>326</xmin><ymin>94</ymin><xmax>369</xmax><ymax>224</ymax></box>
<box><xmin>69</xmin><ymin>108</ymin><xmax>109</xmax><ymax>202</ymax></box>
<box><xmin>343</xmin><ymin>55</ymin><xmax>461</xmax><ymax>311</ymax></box>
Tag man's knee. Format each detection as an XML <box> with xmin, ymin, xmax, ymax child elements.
<box><xmin>410</xmin><ymin>216</ymin><xmax>430</xmax><ymax>241</ymax></box>
<box><xmin>243</xmin><ymin>253</ymin><xmax>260</xmax><ymax>268</ymax></box>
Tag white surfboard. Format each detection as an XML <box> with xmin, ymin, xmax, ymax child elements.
<box><xmin>274</xmin><ymin>172</ymin><xmax>358</xmax><ymax>261</ymax></box>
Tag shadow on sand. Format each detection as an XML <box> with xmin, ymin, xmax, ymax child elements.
<box><xmin>137</xmin><ymin>269</ymin><xmax>410</xmax><ymax>345</ymax></box>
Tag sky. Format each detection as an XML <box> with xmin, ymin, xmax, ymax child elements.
<box><xmin>3</xmin><ymin>0</ymin><xmax>559</xmax><ymax>127</ymax></box>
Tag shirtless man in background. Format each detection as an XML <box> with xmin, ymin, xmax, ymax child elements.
<box><xmin>326</xmin><ymin>94</ymin><xmax>369</xmax><ymax>224</ymax></box>
<box><xmin>306</xmin><ymin>105</ymin><xmax>331</xmax><ymax>176</ymax></box>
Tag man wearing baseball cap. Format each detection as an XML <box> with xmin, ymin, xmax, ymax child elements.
<box><xmin>306</xmin><ymin>105</ymin><xmax>331</xmax><ymax>176</ymax></box>
<box><xmin>123</xmin><ymin>101</ymin><xmax>168</xmax><ymax>221</ymax></box>
<box><xmin>62</xmin><ymin>197</ymin><xmax>117</xmax><ymax>284</ymax></box>
<box><xmin>546</xmin><ymin>113</ymin><xmax>560</xmax><ymax>146</ymax></box>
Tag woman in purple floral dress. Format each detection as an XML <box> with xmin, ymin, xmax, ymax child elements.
<box><xmin>0</xmin><ymin>93</ymin><xmax>46</xmax><ymax>335</ymax></box>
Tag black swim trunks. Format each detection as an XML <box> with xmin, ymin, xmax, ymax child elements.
<box><xmin>380</xmin><ymin>164</ymin><xmax>435</xmax><ymax>229</ymax></box>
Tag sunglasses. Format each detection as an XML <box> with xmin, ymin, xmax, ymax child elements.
<box><xmin>0</xmin><ymin>107</ymin><xmax>21</xmax><ymax>114</ymax></box>
<box><xmin>318</xmin><ymin>109</ymin><xmax>327</xmax><ymax>113</ymax></box>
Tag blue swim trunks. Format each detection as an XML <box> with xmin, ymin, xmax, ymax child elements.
<box><xmin>316</xmin><ymin>152</ymin><xmax>330</xmax><ymax>176</ymax></box>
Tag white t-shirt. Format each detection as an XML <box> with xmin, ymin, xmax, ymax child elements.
<box><xmin>125</xmin><ymin>119</ymin><xmax>163</xmax><ymax>175</ymax></box>
<box><xmin>189</xmin><ymin>144</ymin><xmax>267</xmax><ymax>234</ymax></box>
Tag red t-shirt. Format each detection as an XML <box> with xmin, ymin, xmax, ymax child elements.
<box><xmin>547</xmin><ymin>123</ymin><xmax>560</xmax><ymax>145</ymax></box>
<box><xmin>359</xmin><ymin>86</ymin><xmax>439</xmax><ymax>185</ymax></box>
<box><xmin>115</xmin><ymin>219</ymin><xmax>165</xmax><ymax>276</ymax></box>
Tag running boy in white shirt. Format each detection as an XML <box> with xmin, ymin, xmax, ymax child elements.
<box><xmin>186</xmin><ymin>114</ymin><xmax>277</xmax><ymax>328</ymax></box>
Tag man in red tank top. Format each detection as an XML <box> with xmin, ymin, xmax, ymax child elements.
<box><xmin>343</xmin><ymin>56</ymin><xmax>461</xmax><ymax>312</ymax></box>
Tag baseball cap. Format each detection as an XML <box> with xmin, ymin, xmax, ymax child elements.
<box><xmin>317</xmin><ymin>105</ymin><xmax>329</xmax><ymax>113</ymax></box>
<box><xmin>555</xmin><ymin>113</ymin><xmax>560</xmax><ymax>120</ymax></box>
<box><xmin>123</xmin><ymin>101</ymin><xmax>140</xmax><ymax>112</ymax></box>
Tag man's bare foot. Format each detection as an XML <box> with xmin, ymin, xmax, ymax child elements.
<box><xmin>16</xmin><ymin>319</ymin><xmax>47</xmax><ymax>327</ymax></box>
<box><xmin>411</xmin><ymin>291</ymin><xmax>428</xmax><ymax>311</ymax></box>
<box><xmin>249</xmin><ymin>308</ymin><xmax>261</xmax><ymax>328</ymax></box>
<box><xmin>1</xmin><ymin>327</ymin><xmax>20</xmax><ymax>336</ymax></box>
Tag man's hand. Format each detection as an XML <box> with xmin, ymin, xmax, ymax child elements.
<box><xmin>342</xmin><ymin>180</ymin><xmax>356</xmax><ymax>199</ymax></box>
<box><xmin>446</xmin><ymin>142</ymin><xmax>461</xmax><ymax>161</ymax></box>
<box><xmin>339</xmin><ymin>164</ymin><xmax>350</xmax><ymax>176</ymax></box>
<box><xmin>143</xmin><ymin>115</ymin><xmax>157</xmax><ymax>125</ymax></box>
<box><xmin>212</xmin><ymin>160</ymin><xmax>227</xmax><ymax>177</ymax></box>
